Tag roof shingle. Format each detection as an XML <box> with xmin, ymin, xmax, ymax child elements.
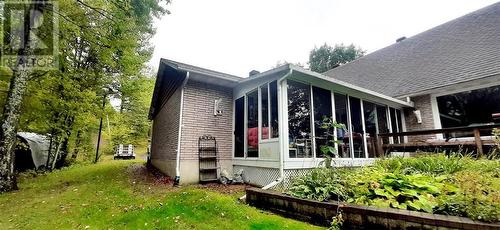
<box><xmin>323</xmin><ymin>2</ymin><xmax>500</xmax><ymax>97</ymax></box>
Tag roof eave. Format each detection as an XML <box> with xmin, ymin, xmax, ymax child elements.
<box><xmin>289</xmin><ymin>65</ymin><xmax>414</xmax><ymax>108</ymax></box>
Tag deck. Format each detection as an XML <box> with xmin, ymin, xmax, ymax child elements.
<box><xmin>377</xmin><ymin>124</ymin><xmax>500</xmax><ymax>156</ymax></box>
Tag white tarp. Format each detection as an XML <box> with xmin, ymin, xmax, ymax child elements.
<box><xmin>17</xmin><ymin>132</ymin><xmax>50</xmax><ymax>169</ymax></box>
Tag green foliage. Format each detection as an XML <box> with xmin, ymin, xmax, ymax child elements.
<box><xmin>328</xmin><ymin>212</ymin><xmax>343</xmax><ymax>230</ymax></box>
<box><xmin>309</xmin><ymin>43</ymin><xmax>365</xmax><ymax>73</ymax></box>
<box><xmin>493</xmin><ymin>128</ymin><xmax>500</xmax><ymax>156</ymax></box>
<box><xmin>317</xmin><ymin>117</ymin><xmax>345</xmax><ymax>168</ymax></box>
<box><xmin>287</xmin><ymin>154</ymin><xmax>500</xmax><ymax>222</ymax></box>
<box><xmin>287</xmin><ymin>168</ymin><xmax>348</xmax><ymax>201</ymax></box>
<box><xmin>3</xmin><ymin>0</ymin><xmax>168</xmax><ymax>165</ymax></box>
<box><xmin>435</xmin><ymin>169</ymin><xmax>500</xmax><ymax>222</ymax></box>
<box><xmin>349</xmin><ymin>172</ymin><xmax>456</xmax><ymax>213</ymax></box>
<box><xmin>374</xmin><ymin>154</ymin><xmax>472</xmax><ymax>175</ymax></box>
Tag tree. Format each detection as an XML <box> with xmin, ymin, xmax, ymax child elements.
<box><xmin>309</xmin><ymin>43</ymin><xmax>365</xmax><ymax>73</ymax></box>
<box><xmin>0</xmin><ymin>0</ymin><xmax>51</xmax><ymax>192</ymax></box>
<box><xmin>0</xmin><ymin>0</ymin><xmax>168</xmax><ymax>192</ymax></box>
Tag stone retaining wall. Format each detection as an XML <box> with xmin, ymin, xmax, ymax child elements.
<box><xmin>246</xmin><ymin>188</ymin><xmax>500</xmax><ymax>229</ymax></box>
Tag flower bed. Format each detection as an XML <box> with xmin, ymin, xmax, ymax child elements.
<box><xmin>287</xmin><ymin>154</ymin><xmax>500</xmax><ymax>223</ymax></box>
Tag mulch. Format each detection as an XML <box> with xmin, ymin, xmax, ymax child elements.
<box><xmin>126</xmin><ymin>163</ymin><xmax>252</xmax><ymax>194</ymax></box>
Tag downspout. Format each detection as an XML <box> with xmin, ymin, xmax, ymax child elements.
<box><xmin>174</xmin><ymin>71</ymin><xmax>190</xmax><ymax>186</ymax></box>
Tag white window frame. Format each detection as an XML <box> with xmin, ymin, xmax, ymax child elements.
<box><xmin>259</xmin><ymin>82</ymin><xmax>279</xmax><ymax>143</ymax></box>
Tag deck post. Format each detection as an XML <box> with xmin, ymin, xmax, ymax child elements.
<box><xmin>473</xmin><ymin>128</ymin><xmax>483</xmax><ymax>157</ymax></box>
<box><xmin>376</xmin><ymin>135</ymin><xmax>384</xmax><ymax>157</ymax></box>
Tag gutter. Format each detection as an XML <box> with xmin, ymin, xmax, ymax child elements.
<box><xmin>240</xmin><ymin>67</ymin><xmax>293</xmax><ymax>200</ymax></box>
<box><xmin>174</xmin><ymin>71</ymin><xmax>190</xmax><ymax>186</ymax></box>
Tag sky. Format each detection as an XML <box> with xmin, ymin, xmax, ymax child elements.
<box><xmin>148</xmin><ymin>0</ymin><xmax>498</xmax><ymax>77</ymax></box>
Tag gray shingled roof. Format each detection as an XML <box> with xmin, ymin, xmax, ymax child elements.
<box><xmin>323</xmin><ymin>2</ymin><xmax>500</xmax><ymax>98</ymax></box>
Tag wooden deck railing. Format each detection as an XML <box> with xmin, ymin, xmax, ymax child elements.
<box><xmin>377</xmin><ymin>123</ymin><xmax>500</xmax><ymax>156</ymax></box>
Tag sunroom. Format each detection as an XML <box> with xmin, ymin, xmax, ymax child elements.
<box><xmin>232</xmin><ymin>65</ymin><xmax>413</xmax><ymax>187</ymax></box>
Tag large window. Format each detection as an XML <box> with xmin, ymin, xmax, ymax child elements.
<box><xmin>247</xmin><ymin>90</ymin><xmax>259</xmax><ymax>157</ymax></box>
<box><xmin>313</xmin><ymin>86</ymin><xmax>333</xmax><ymax>158</ymax></box>
<box><xmin>376</xmin><ymin>105</ymin><xmax>390</xmax><ymax>144</ymax></box>
<box><xmin>288</xmin><ymin>80</ymin><xmax>312</xmax><ymax>158</ymax></box>
<box><xmin>234</xmin><ymin>97</ymin><xmax>245</xmax><ymax>157</ymax></box>
<box><xmin>349</xmin><ymin>97</ymin><xmax>365</xmax><ymax>158</ymax></box>
<box><xmin>363</xmin><ymin>101</ymin><xmax>377</xmax><ymax>158</ymax></box>
<box><xmin>270</xmin><ymin>81</ymin><xmax>279</xmax><ymax>138</ymax></box>
<box><xmin>437</xmin><ymin>85</ymin><xmax>500</xmax><ymax>128</ymax></box>
<box><xmin>389</xmin><ymin>108</ymin><xmax>399</xmax><ymax>144</ymax></box>
<box><xmin>260</xmin><ymin>84</ymin><xmax>269</xmax><ymax>139</ymax></box>
<box><xmin>334</xmin><ymin>93</ymin><xmax>350</xmax><ymax>158</ymax></box>
<box><xmin>396</xmin><ymin>110</ymin><xmax>403</xmax><ymax>143</ymax></box>
<box><xmin>284</xmin><ymin>80</ymin><xmax>404</xmax><ymax>159</ymax></box>
<box><xmin>235</xmin><ymin>81</ymin><xmax>279</xmax><ymax>159</ymax></box>
<box><xmin>260</xmin><ymin>81</ymin><xmax>279</xmax><ymax>139</ymax></box>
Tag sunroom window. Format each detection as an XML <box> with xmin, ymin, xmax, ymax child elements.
<box><xmin>234</xmin><ymin>97</ymin><xmax>245</xmax><ymax>157</ymax></box>
<box><xmin>363</xmin><ymin>101</ymin><xmax>377</xmax><ymax>158</ymax></box>
<box><xmin>287</xmin><ymin>80</ymin><xmax>312</xmax><ymax>158</ymax></box>
<box><xmin>334</xmin><ymin>93</ymin><xmax>350</xmax><ymax>158</ymax></box>
<box><xmin>349</xmin><ymin>97</ymin><xmax>365</xmax><ymax>158</ymax></box>
<box><xmin>247</xmin><ymin>90</ymin><xmax>259</xmax><ymax>157</ymax></box>
<box><xmin>389</xmin><ymin>107</ymin><xmax>403</xmax><ymax>143</ymax></box>
<box><xmin>313</xmin><ymin>86</ymin><xmax>333</xmax><ymax>158</ymax></box>
<box><xmin>259</xmin><ymin>81</ymin><xmax>279</xmax><ymax>140</ymax></box>
<box><xmin>376</xmin><ymin>105</ymin><xmax>390</xmax><ymax>144</ymax></box>
<box><xmin>270</xmin><ymin>81</ymin><xmax>279</xmax><ymax>138</ymax></box>
<box><xmin>260</xmin><ymin>84</ymin><xmax>269</xmax><ymax>139</ymax></box>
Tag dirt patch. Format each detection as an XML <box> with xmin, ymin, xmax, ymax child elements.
<box><xmin>126</xmin><ymin>163</ymin><xmax>174</xmax><ymax>186</ymax></box>
<box><xmin>126</xmin><ymin>163</ymin><xmax>254</xmax><ymax>195</ymax></box>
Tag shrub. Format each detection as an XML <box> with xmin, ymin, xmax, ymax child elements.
<box><xmin>286</xmin><ymin>155</ymin><xmax>500</xmax><ymax>222</ymax></box>
<box><xmin>287</xmin><ymin>168</ymin><xmax>348</xmax><ymax>201</ymax></box>
<box><xmin>435</xmin><ymin>169</ymin><xmax>500</xmax><ymax>222</ymax></box>
<box><xmin>374</xmin><ymin>154</ymin><xmax>471</xmax><ymax>175</ymax></box>
<box><xmin>349</xmin><ymin>172</ymin><xmax>458</xmax><ymax>213</ymax></box>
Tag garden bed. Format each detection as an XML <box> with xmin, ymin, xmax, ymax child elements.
<box><xmin>249</xmin><ymin>154</ymin><xmax>500</xmax><ymax>229</ymax></box>
<box><xmin>246</xmin><ymin>188</ymin><xmax>499</xmax><ymax>229</ymax></box>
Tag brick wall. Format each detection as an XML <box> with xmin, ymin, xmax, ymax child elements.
<box><xmin>150</xmin><ymin>85</ymin><xmax>182</xmax><ymax>177</ymax></box>
<box><xmin>404</xmin><ymin>94</ymin><xmax>437</xmax><ymax>142</ymax></box>
<box><xmin>179</xmin><ymin>80</ymin><xmax>234</xmax><ymax>183</ymax></box>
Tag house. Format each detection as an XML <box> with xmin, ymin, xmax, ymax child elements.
<box><xmin>149</xmin><ymin>59</ymin><xmax>412</xmax><ymax>186</ymax></box>
<box><xmin>148</xmin><ymin>2</ymin><xmax>499</xmax><ymax>186</ymax></box>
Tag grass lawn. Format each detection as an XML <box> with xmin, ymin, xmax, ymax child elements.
<box><xmin>0</xmin><ymin>159</ymin><xmax>321</xmax><ymax>230</ymax></box>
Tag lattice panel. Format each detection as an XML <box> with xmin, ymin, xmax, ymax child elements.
<box><xmin>233</xmin><ymin>165</ymin><xmax>280</xmax><ymax>187</ymax></box>
<box><xmin>281</xmin><ymin>169</ymin><xmax>312</xmax><ymax>190</ymax></box>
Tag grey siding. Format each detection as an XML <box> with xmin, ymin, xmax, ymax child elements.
<box><xmin>179</xmin><ymin>80</ymin><xmax>234</xmax><ymax>183</ymax></box>
<box><xmin>404</xmin><ymin>94</ymin><xmax>437</xmax><ymax>142</ymax></box>
<box><xmin>150</xmin><ymin>85</ymin><xmax>182</xmax><ymax>177</ymax></box>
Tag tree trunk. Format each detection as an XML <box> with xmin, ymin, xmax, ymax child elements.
<box><xmin>72</xmin><ymin>130</ymin><xmax>82</xmax><ymax>160</ymax></box>
<box><xmin>0</xmin><ymin>1</ymin><xmax>43</xmax><ymax>192</ymax></box>
<box><xmin>57</xmin><ymin>116</ymin><xmax>75</xmax><ymax>167</ymax></box>
<box><xmin>0</xmin><ymin>68</ymin><xmax>30</xmax><ymax>192</ymax></box>
<box><xmin>51</xmin><ymin>141</ymin><xmax>63</xmax><ymax>170</ymax></box>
